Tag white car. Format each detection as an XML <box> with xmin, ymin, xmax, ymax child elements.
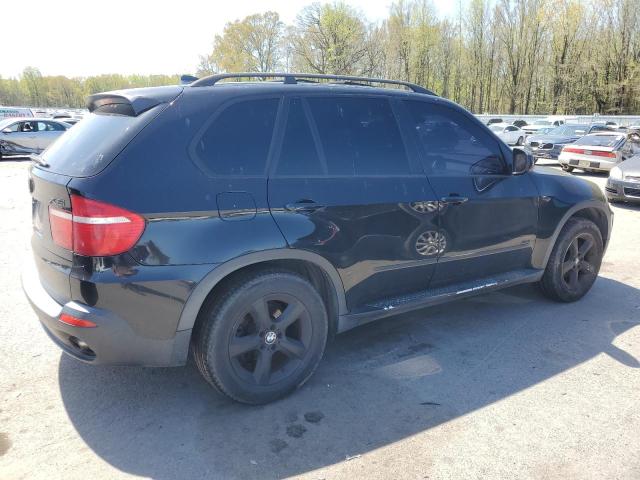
<box><xmin>522</xmin><ymin>116</ymin><xmax>569</xmax><ymax>135</ymax></box>
<box><xmin>488</xmin><ymin>123</ymin><xmax>525</xmax><ymax>146</ymax></box>
<box><xmin>558</xmin><ymin>132</ymin><xmax>640</xmax><ymax>173</ymax></box>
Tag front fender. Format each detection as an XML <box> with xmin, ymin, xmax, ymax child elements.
<box><xmin>529</xmin><ymin>167</ymin><xmax>612</xmax><ymax>269</ymax></box>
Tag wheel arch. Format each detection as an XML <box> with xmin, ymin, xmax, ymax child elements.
<box><xmin>532</xmin><ymin>200</ymin><xmax>612</xmax><ymax>269</ymax></box>
<box><xmin>176</xmin><ymin>249</ymin><xmax>347</xmax><ymax>335</ymax></box>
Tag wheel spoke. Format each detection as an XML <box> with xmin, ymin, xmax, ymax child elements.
<box><xmin>568</xmin><ymin>268</ymin><xmax>579</xmax><ymax>288</ymax></box>
<box><xmin>278</xmin><ymin>337</ymin><xmax>306</xmax><ymax>359</ymax></box>
<box><xmin>250</xmin><ymin>298</ymin><xmax>272</xmax><ymax>329</ymax></box>
<box><xmin>253</xmin><ymin>349</ymin><xmax>273</xmax><ymax>385</ymax></box>
<box><xmin>568</xmin><ymin>238</ymin><xmax>579</xmax><ymax>258</ymax></box>
<box><xmin>229</xmin><ymin>335</ymin><xmax>261</xmax><ymax>357</ymax></box>
<box><xmin>277</xmin><ymin>301</ymin><xmax>304</xmax><ymax>329</ymax></box>
<box><xmin>580</xmin><ymin>260</ymin><xmax>595</xmax><ymax>274</ymax></box>
<box><xmin>562</xmin><ymin>259</ymin><xmax>575</xmax><ymax>276</ymax></box>
<box><xmin>578</xmin><ymin>237</ymin><xmax>594</xmax><ymax>258</ymax></box>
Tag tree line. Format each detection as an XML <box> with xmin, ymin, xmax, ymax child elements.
<box><xmin>0</xmin><ymin>68</ymin><xmax>180</xmax><ymax>109</ymax></box>
<box><xmin>2</xmin><ymin>0</ymin><xmax>638</xmax><ymax>115</ymax></box>
<box><xmin>198</xmin><ymin>0</ymin><xmax>640</xmax><ymax>115</ymax></box>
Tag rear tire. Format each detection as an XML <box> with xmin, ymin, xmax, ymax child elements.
<box><xmin>540</xmin><ymin>218</ymin><xmax>603</xmax><ymax>302</ymax></box>
<box><xmin>561</xmin><ymin>164</ymin><xmax>574</xmax><ymax>172</ymax></box>
<box><xmin>193</xmin><ymin>270</ymin><xmax>328</xmax><ymax>405</ymax></box>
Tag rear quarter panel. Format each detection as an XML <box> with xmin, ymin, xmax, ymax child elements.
<box><xmin>67</xmin><ymin>89</ymin><xmax>287</xmax><ymax>266</ymax></box>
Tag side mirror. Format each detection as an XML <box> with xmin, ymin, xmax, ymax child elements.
<box><xmin>1</xmin><ymin>128</ymin><xmax>12</xmax><ymax>134</ymax></box>
<box><xmin>512</xmin><ymin>148</ymin><xmax>533</xmax><ymax>175</ymax></box>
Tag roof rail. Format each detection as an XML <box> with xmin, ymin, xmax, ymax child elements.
<box><xmin>190</xmin><ymin>72</ymin><xmax>436</xmax><ymax>95</ymax></box>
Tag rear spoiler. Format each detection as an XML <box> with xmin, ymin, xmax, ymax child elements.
<box><xmin>86</xmin><ymin>86</ymin><xmax>183</xmax><ymax>116</ymax></box>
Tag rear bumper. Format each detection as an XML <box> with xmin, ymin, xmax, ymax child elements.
<box><xmin>605</xmin><ymin>179</ymin><xmax>640</xmax><ymax>203</ymax></box>
<box><xmin>22</xmin><ymin>258</ymin><xmax>191</xmax><ymax>366</ymax></box>
<box><xmin>558</xmin><ymin>155</ymin><xmax>617</xmax><ymax>171</ymax></box>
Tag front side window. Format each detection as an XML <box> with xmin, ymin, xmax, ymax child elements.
<box><xmin>404</xmin><ymin>100</ymin><xmax>505</xmax><ymax>175</ymax></box>
<box><xmin>306</xmin><ymin>96</ymin><xmax>410</xmax><ymax>176</ymax></box>
<box><xmin>21</xmin><ymin>121</ymin><xmax>36</xmax><ymax>132</ymax></box>
<box><xmin>193</xmin><ymin>98</ymin><xmax>279</xmax><ymax>176</ymax></box>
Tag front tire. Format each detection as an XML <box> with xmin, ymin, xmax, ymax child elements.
<box><xmin>516</xmin><ymin>136</ymin><xmax>524</xmax><ymax>146</ymax></box>
<box><xmin>193</xmin><ymin>270</ymin><xmax>328</xmax><ymax>404</ymax></box>
<box><xmin>540</xmin><ymin>218</ymin><xmax>603</xmax><ymax>302</ymax></box>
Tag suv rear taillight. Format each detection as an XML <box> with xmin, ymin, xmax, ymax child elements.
<box><xmin>49</xmin><ymin>195</ymin><xmax>145</xmax><ymax>256</ymax></box>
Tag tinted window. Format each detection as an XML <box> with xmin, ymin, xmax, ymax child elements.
<box><xmin>195</xmin><ymin>98</ymin><xmax>279</xmax><ymax>176</ymax></box>
<box><xmin>307</xmin><ymin>96</ymin><xmax>410</xmax><ymax>176</ymax></box>
<box><xmin>404</xmin><ymin>100</ymin><xmax>504</xmax><ymax>175</ymax></box>
<box><xmin>42</xmin><ymin>106</ymin><xmax>162</xmax><ymax>177</ymax></box>
<box><xmin>276</xmin><ymin>98</ymin><xmax>323</xmax><ymax>176</ymax></box>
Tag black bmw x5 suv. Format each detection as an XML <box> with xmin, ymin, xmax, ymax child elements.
<box><xmin>23</xmin><ymin>73</ymin><xmax>612</xmax><ymax>404</ymax></box>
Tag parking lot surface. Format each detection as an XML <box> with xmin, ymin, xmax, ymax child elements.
<box><xmin>1</xmin><ymin>159</ymin><xmax>639</xmax><ymax>480</ymax></box>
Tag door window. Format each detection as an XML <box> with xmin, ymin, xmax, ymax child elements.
<box><xmin>21</xmin><ymin>121</ymin><xmax>36</xmax><ymax>132</ymax></box>
<box><xmin>193</xmin><ymin>98</ymin><xmax>279</xmax><ymax>176</ymax></box>
<box><xmin>306</xmin><ymin>96</ymin><xmax>410</xmax><ymax>176</ymax></box>
<box><xmin>403</xmin><ymin>100</ymin><xmax>506</xmax><ymax>175</ymax></box>
<box><xmin>275</xmin><ymin>98</ymin><xmax>324</xmax><ymax>176</ymax></box>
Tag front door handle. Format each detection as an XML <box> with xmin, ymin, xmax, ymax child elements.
<box><xmin>284</xmin><ymin>199</ymin><xmax>325</xmax><ymax>213</ymax></box>
<box><xmin>440</xmin><ymin>195</ymin><xmax>469</xmax><ymax>205</ymax></box>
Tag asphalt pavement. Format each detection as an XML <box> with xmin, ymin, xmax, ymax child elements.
<box><xmin>1</xmin><ymin>159</ymin><xmax>638</xmax><ymax>479</ymax></box>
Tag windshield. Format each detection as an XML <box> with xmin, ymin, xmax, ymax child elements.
<box><xmin>488</xmin><ymin>125</ymin><xmax>504</xmax><ymax>132</ymax></box>
<box><xmin>0</xmin><ymin>118</ymin><xmax>18</xmax><ymax>129</ymax></box>
<box><xmin>574</xmin><ymin>134</ymin><xmax>624</xmax><ymax>147</ymax></box>
<box><xmin>548</xmin><ymin>125</ymin><xmax>586</xmax><ymax>136</ymax></box>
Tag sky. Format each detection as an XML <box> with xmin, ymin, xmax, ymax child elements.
<box><xmin>1</xmin><ymin>0</ymin><xmax>460</xmax><ymax>79</ymax></box>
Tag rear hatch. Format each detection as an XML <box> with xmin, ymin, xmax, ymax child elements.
<box><xmin>28</xmin><ymin>86</ymin><xmax>182</xmax><ymax>304</ymax></box>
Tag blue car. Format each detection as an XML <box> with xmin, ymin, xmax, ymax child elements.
<box><xmin>525</xmin><ymin>124</ymin><xmax>613</xmax><ymax>161</ymax></box>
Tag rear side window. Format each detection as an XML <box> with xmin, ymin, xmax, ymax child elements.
<box><xmin>275</xmin><ymin>98</ymin><xmax>324</xmax><ymax>176</ymax></box>
<box><xmin>306</xmin><ymin>96</ymin><xmax>410</xmax><ymax>176</ymax></box>
<box><xmin>194</xmin><ymin>98</ymin><xmax>279</xmax><ymax>176</ymax></box>
<box><xmin>404</xmin><ymin>100</ymin><xmax>504</xmax><ymax>175</ymax></box>
<box><xmin>42</xmin><ymin>106</ymin><xmax>161</xmax><ymax>177</ymax></box>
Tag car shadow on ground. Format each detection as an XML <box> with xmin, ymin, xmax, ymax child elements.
<box><xmin>58</xmin><ymin>277</ymin><xmax>639</xmax><ymax>479</ymax></box>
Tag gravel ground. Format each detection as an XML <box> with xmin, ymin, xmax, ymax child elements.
<box><xmin>1</xmin><ymin>159</ymin><xmax>639</xmax><ymax>480</ymax></box>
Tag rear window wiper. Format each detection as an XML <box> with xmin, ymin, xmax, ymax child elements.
<box><xmin>29</xmin><ymin>154</ymin><xmax>49</xmax><ymax>168</ymax></box>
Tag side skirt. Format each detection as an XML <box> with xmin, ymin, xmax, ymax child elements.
<box><xmin>337</xmin><ymin>268</ymin><xmax>544</xmax><ymax>333</ymax></box>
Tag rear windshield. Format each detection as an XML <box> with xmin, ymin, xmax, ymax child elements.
<box><xmin>574</xmin><ymin>134</ymin><xmax>624</xmax><ymax>147</ymax></box>
<box><xmin>41</xmin><ymin>105</ymin><xmax>162</xmax><ymax>177</ymax></box>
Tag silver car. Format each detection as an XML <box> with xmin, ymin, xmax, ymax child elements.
<box><xmin>606</xmin><ymin>155</ymin><xmax>640</xmax><ymax>204</ymax></box>
<box><xmin>558</xmin><ymin>132</ymin><xmax>640</xmax><ymax>173</ymax></box>
<box><xmin>0</xmin><ymin>118</ymin><xmax>70</xmax><ymax>159</ymax></box>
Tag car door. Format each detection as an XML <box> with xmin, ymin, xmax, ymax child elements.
<box><xmin>401</xmin><ymin>99</ymin><xmax>539</xmax><ymax>288</ymax></box>
<box><xmin>9</xmin><ymin>121</ymin><xmax>39</xmax><ymax>153</ymax></box>
<box><xmin>268</xmin><ymin>95</ymin><xmax>440</xmax><ymax>311</ymax></box>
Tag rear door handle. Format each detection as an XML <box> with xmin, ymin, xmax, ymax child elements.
<box><xmin>284</xmin><ymin>199</ymin><xmax>325</xmax><ymax>213</ymax></box>
<box><xmin>440</xmin><ymin>195</ymin><xmax>469</xmax><ymax>205</ymax></box>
